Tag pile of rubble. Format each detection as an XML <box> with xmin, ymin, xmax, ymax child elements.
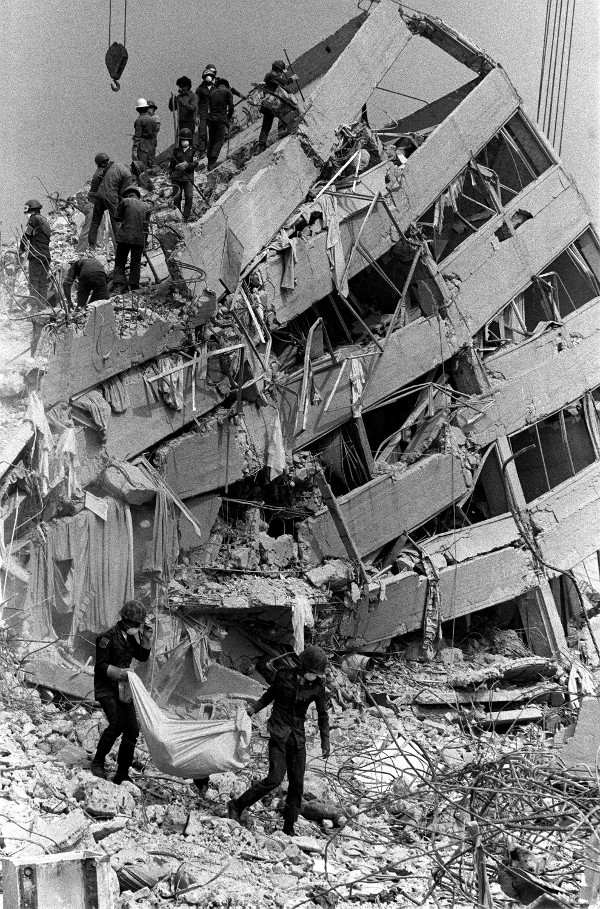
<box><xmin>0</xmin><ymin>627</ymin><xmax>598</xmax><ymax>908</ymax></box>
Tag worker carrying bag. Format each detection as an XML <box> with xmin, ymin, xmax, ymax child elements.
<box><xmin>128</xmin><ymin>672</ymin><xmax>252</xmax><ymax>778</ymax></box>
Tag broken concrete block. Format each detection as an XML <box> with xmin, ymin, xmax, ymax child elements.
<box><xmin>31</xmin><ymin>808</ymin><xmax>93</xmax><ymax>854</ymax></box>
<box><xmin>54</xmin><ymin>743</ymin><xmax>90</xmax><ymax>767</ymax></box>
<box><xmin>306</xmin><ymin>559</ymin><xmax>353</xmax><ymax>590</ymax></box>
<box><xmin>2</xmin><ymin>850</ymin><xmax>116</xmax><ymax>909</ymax></box>
<box><xmin>561</xmin><ymin>697</ymin><xmax>600</xmax><ymax>771</ymax></box>
<box><xmin>75</xmin><ymin>777</ymin><xmax>136</xmax><ymax>818</ymax></box>
<box><xmin>259</xmin><ymin>531</ymin><xmax>298</xmax><ymax>568</ymax></box>
<box><xmin>90</xmin><ymin>816</ymin><xmax>129</xmax><ymax>842</ymax></box>
<box><xmin>185</xmin><ymin>810</ymin><xmax>209</xmax><ymax>838</ymax></box>
<box><xmin>163</xmin><ymin>803</ymin><xmax>189</xmax><ymax>834</ymax></box>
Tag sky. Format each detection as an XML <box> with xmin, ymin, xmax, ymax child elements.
<box><xmin>0</xmin><ymin>0</ymin><xmax>598</xmax><ymax>239</ymax></box>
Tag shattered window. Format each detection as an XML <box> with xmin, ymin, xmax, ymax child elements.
<box><xmin>418</xmin><ymin>113</ymin><xmax>553</xmax><ymax>264</ymax></box>
<box><xmin>510</xmin><ymin>400</ymin><xmax>596</xmax><ymax>502</ymax></box>
<box><xmin>479</xmin><ymin>229</ymin><xmax>600</xmax><ymax>352</ymax></box>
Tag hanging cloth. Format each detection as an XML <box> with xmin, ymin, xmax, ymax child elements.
<box><xmin>105</xmin><ymin>0</ymin><xmax>128</xmax><ymax>91</ymax></box>
<box><xmin>128</xmin><ymin>673</ymin><xmax>252</xmax><ymax>778</ymax></box>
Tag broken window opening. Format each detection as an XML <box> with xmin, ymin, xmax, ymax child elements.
<box><xmin>310</xmin><ymin>422</ymin><xmax>371</xmax><ymax>496</ymax></box>
<box><xmin>509</xmin><ymin>399</ymin><xmax>597</xmax><ymax>503</ymax></box>
<box><xmin>417</xmin><ymin>112</ymin><xmax>552</xmax><ymax>264</ymax></box>
<box><xmin>478</xmin><ymin>229</ymin><xmax>600</xmax><ymax>353</ymax></box>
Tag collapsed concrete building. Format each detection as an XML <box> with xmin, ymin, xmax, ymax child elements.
<box><xmin>2</xmin><ymin>0</ymin><xmax>600</xmax><ymax>706</ymax></box>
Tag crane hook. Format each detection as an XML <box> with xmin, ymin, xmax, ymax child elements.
<box><xmin>110</xmin><ymin>79</ymin><xmax>121</xmax><ymax>92</ymax></box>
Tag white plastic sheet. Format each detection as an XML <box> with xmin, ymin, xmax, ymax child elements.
<box><xmin>128</xmin><ymin>672</ymin><xmax>252</xmax><ymax>778</ymax></box>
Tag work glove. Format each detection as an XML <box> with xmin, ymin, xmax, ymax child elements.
<box><xmin>175</xmin><ymin>162</ymin><xmax>187</xmax><ymax>171</ymax></box>
<box><xmin>321</xmin><ymin>743</ymin><xmax>330</xmax><ymax>760</ymax></box>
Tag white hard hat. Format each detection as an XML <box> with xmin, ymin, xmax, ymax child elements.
<box><xmin>136</xmin><ymin>97</ymin><xmax>149</xmax><ymax>109</ymax></box>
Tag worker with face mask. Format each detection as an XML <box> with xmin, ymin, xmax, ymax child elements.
<box><xmin>169</xmin><ymin>128</ymin><xmax>199</xmax><ymax>222</ymax></box>
<box><xmin>195</xmin><ymin>64</ymin><xmax>217</xmax><ymax>157</ymax></box>
<box><xmin>91</xmin><ymin>600</ymin><xmax>153</xmax><ymax>784</ymax></box>
<box><xmin>228</xmin><ymin>645</ymin><xmax>330</xmax><ymax>837</ymax></box>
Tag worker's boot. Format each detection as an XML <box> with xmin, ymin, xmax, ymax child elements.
<box><xmin>282</xmin><ymin>823</ymin><xmax>296</xmax><ymax>836</ymax></box>
<box><xmin>112</xmin><ymin>769</ymin><xmax>133</xmax><ymax>785</ymax></box>
<box><xmin>90</xmin><ymin>760</ymin><xmax>106</xmax><ymax>779</ymax></box>
<box><xmin>227</xmin><ymin>799</ymin><xmax>243</xmax><ymax>824</ymax></box>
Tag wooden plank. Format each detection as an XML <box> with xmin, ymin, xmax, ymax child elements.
<box><xmin>174</xmin><ymin>2</ymin><xmax>412</xmax><ymax>302</ymax></box>
<box><xmin>39</xmin><ymin>301</ymin><xmax>186</xmax><ymax>407</ymax></box>
<box><xmin>306</xmin><ymin>451</ymin><xmax>472</xmax><ymax>560</ymax></box>
<box><xmin>350</xmin><ymin>546</ymin><xmax>539</xmax><ymax>649</ymax></box>
<box><xmin>264</xmin><ymin>66</ymin><xmax>521</xmax><ymax>325</ymax></box>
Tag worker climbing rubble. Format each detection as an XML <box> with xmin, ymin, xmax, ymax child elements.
<box><xmin>195</xmin><ymin>64</ymin><xmax>217</xmax><ymax>157</ymax></box>
<box><xmin>257</xmin><ymin>59</ymin><xmax>299</xmax><ymax>153</ymax></box>
<box><xmin>169</xmin><ymin>128</ymin><xmax>200</xmax><ymax>222</ymax></box>
<box><xmin>62</xmin><ymin>253</ymin><xmax>109</xmax><ymax>308</ymax></box>
<box><xmin>168</xmin><ymin>76</ymin><xmax>198</xmax><ymax>142</ymax></box>
<box><xmin>91</xmin><ymin>600</ymin><xmax>153</xmax><ymax>784</ymax></box>
<box><xmin>87</xmin><ymin>152</ymin><xmax>133</xmax><ymax>249</ymax></box>
<box><xmin>111</xmin><ymin>185</ymin><xmax>152</xmax><ymax>293</ymax></box>
<box><xmin>228</xmin><ymin>645</ymin><xmax>330</xmax><ymax>837</ymax></box>
<box><xmin>206</xmin><ymin>77</ymin><xmax>234</xmax><ymax>170</ymax></box>
<box><xmin>132</xmin><ymin>97</ymin><xmax>160</xmax><ymax>186</ymax></box>
<box><xmin>18</xmin><ymin>198</ymin><xmax>52</xmax><ymax>304</ymax></box>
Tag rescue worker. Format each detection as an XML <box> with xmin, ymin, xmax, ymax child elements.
<box><xmin>169</xmin><ymin>128</ymin><xmax>199</xmax><ymax>222</ymax></box>
<box><xmin>112</xmin><ymin>185</ymin><xmax>151</xmax><ymax>293</ymax></box>
<box><xmin>19</xmin><ymin>199</ymin><xmax>51</xmax><ymax>304</ymax></box>
<box><xmin>88</xmin><ymin>153</ymin><xmax>132</xmax><ymax>248</ymax></box>
<box><xmin>132</xmin><ymin>97</ymin><xmax>160</xmax><ymax>181</ymax></box>
<box><xmin>91</xmin><ymin>600</ymin><xmax>153</xmax><ymax>784</ymax></box>
<box><xmin>63</xmin><ymin>255</ymin><xmax>109</xmax><ymax>308</ymax></box>
<box><xmin>195</xmin><ymin>64</ymin><xmax>217</xmax><ymax>157</ymax></box>
<box><xmin>168</xmin><ymin>76</ymin><xmax>198</xmax><ymax>141</ymax></box>
<box><xmin>228</xmin><ymin>645</ymin><xmax>331</xmax><ymax>836</ymax></box>
<box><xmin>147</xmin><ymin>100</ymin><xmax>161</xmax><ymax>143</ymax></box>
<box><xmin>206</xmin><ymin>77</ymin><xmax>234</xmax><ymax>170</ymax></box>
<box><xmin>257</xmin><ymin>60</ymin><xmax>299</xmax><ymax>153</ymax></box>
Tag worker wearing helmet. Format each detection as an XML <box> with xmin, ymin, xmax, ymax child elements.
<box><xmin>257</xmin><ymin>59</ymin><xmax>299</xmax><ymax>153</ymax></box>
<box><xmin>168</xmin><ymin>76</ymin><xmax>198</xmax><ymax>142</ymax></box>
<box><xmin>228</xmin><ymin>645</ymin><xmax>331</xmax><ymax>836</ymax></box>
<box><xmin>92</xmin><ymin>600</ymin><xmax>153</xmax><ymax>784</ymax></box>
<box><xmin>19</xmin><ymin>199</ymin><xmax>51</xmax><ymax>304</ymax></box>
<box><xmin>111</xmin><ymin>185</ymin><xmax>152</xmax><ymax>293</ymax></box>
<box><xmin>88</xmin><ymin>152</ymin><xmax>133</xmax><ymax>248</ymax></box>
<box><xmin>132</xmin><ymin>97</ymin><xmax>160</xmax><ymax>181</ymax></box>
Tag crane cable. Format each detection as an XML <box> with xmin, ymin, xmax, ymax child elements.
<box><xmin>108</xmin><ymin>0</ymin><xmax>127</xmax><ymax>49</ymax></box>
<box><xmin>106</xmin><ymin>0</ymin><xmax>129</xmax><ymax>91</ymax></box>
<box><xmin>537</xmin><ymin>0</ymin><xmax>577</xmax><ymax>154</ymax></box>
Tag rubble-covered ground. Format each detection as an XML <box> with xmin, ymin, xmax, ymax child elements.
<box><xmin>0</xmin><ymin>621</ymin><xmax>598</xmax><ymax>909</ymax></box>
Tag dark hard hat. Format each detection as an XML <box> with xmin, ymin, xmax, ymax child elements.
<box><xmin>24</xmin><ymin>199</ymin><xmax>42</xmax><ymax>211</ymax></box>
<box><xmin>95</xmin><ymin>152</ymin><xmax>110</xmax><ymax>166</ymax></box>
<box><xmin>300</xmin><ymin>645</ymin><xmax>327</xmax><ymax>676</ymax></box>
<box><xmin>120</xmin><ymin>600</ymin><xmax>147</xmax><ymax>623</ymax></box>
<box><xmin>123</xmin><ymin>185</ymin><xmax>142</xmax><ymax>197</ymax></box>
<box><xmin>179</xmin><ymin>128</ymin><xmax>192</xmax><ymax>139</ymax></box>
<box><xmin>203</xmin><ymin>64</ymin><xmax>217</xmax><ymax>75</ymax></box>
<box><xmin>147</xmin><ymin>99</ymin><xmax>158</xmax><ymax>109</ymax></box>
<box><xmin>272</xmin><ymin>60</ymin><xmax>286</xmax><ymax>72</ymax></box>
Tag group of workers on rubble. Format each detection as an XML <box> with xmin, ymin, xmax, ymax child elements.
<box><xmin>92</xmin><ymin>601</ymin><xmax>330</xmax><ymax>837</ymax></box>
<box><xmin>18</xmin><ymin>59</ymin><xmax>300</xmax><ymax>307</ymax></box>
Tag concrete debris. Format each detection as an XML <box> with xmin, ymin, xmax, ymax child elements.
<box><xmin>2</xmin><ymin>4</ymin><xmax>600</xmax><ymax>908</ymax></box>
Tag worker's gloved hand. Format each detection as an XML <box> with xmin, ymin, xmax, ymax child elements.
<box><xmin>140</xmin><ymin>624</ymin><xmax>154</xmax><ymax>648</ymax></box>
<box><xmin>175</xmin><ymin>162</ymin><xmax>187</xmax><ymax>171</ymax></box>
<box><xmin>321</xmin><ymin>744</ymin><xmax>330</xmax><ymax>760</ymax></box>
<box><xmin>246</xmin><ymin>704</ymin><xmax>255</xmax><ymax>717</ymax></box>
<box><xmin>290</xmin><ymin>73</ymin><xmax>299</xmax><ymax>81</ymax></box>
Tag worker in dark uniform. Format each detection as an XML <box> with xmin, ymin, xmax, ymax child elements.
<box><xmin>257</xmin><ymin>60</ymin><xmax>299</xmax><ymax>153</ymax></box>
<box><xmin>228</xmin><ymin>645</ymin><xmax>330</xmax><ymax>836</ymax></box>
<box><xmin>112</xmin><ymin>185</ymin><xmax>151</xmax><ymax>293</ymax></box>
<box><xmin>206</xmin><ymin>77</ymin><xmax>234</xmax><ymax>170</ymax></box>
<box><xmin>132</xmin><ymin>98</ymin><xmax>160</xmax><ymax>185</ymax></box>
<box><xmin>63</xmin><ymin>256</ymin><xmax>109</xmax><ymax>308</ymax></box>
<box><xmin>19</xmin><ymin>199</ymin><xmax>51</xmax><ymax>304</ymax></box>
<box><xmin>88</xmin><ymin>153</ymin><xmax>132</xmax><ymax>248</ymax></box>
<box><xmin>91</xmin><ymin>600</ymin><xmax>153</xmax><ymax>784</ymax></box>
<box><xmin>169</xmin><ymin>128</ymin><xmax>199</xmax><ymax>222</ymax></box>
<box><xmin>195</xmin><ymin>64</ymin><xmax>217</xmax><ymax>157</ymax></box>
<box><xmin>168</xmin><ymin>76</ymin><xmax>198</xmax><ymax>141</ymax></box>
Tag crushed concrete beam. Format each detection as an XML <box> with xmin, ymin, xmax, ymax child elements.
<box><xmin>518</xmin><ymin>578</ymin><xmax>568</xmax><ymax>659</ymax></box>
<box><xmin>265</xmin><ymin>67</ymin><xmax>521</xmax><ymax>325</ymax></box>
<box><xmin>462</xmin><ymin>300</ymin><xmax>600</xmax><ymax>446</ymax></box>
<box><xmin>178</xmin><ymin>494</ymin><xmax>221</xmax><ymax>550</ymax></box>
<box><xmin>21</xmin><ymin>655</ymin><xmax>95</xmax><ymax>702</ymax></box>
<box><xmin>195</xmin><ymin>663</ymin><xmax>265</xmax><ymax>700</ymax></box>
<box><xmin>421</xmin><ymin>514</ymin><xmax>519</xmax><ymax>563</ymax></box>
<box><xmin>405</xmin><ymin>12</ymin><xmax>495</xmax><ymax>73</ymax></box>
<box><xmin>174</xmin><ymin>1</ymin><xmax>411</xmax><ymax>301</ymax></box>
<box><xmin>39</xmin><ymin>301</ymin><xmax>185</xmax><ymax>407</ymax></box>
<box><xmin>284</xmin><ymin>168</ymin><xmax>591</xmax><ymax>451</ymax></box>
<box><xmin>350</xmin><ymin>545</ymin><xmax>539</xmax><ymax>650</ymax></box>
<box><xmin>306</xmin><ymin>451</ymin><xmax>473</xmax><ymax>560</ymax></box>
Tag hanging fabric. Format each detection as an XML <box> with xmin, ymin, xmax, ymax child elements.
<box><xmin>105</xmin><ymin>0</ymin><xmax>128</xmax><ymax>92</ymax></box>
